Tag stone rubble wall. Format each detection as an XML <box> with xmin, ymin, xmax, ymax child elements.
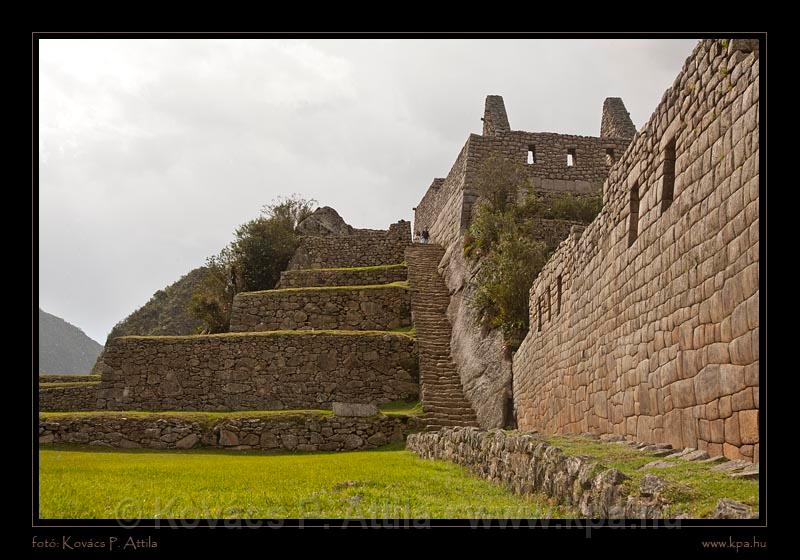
<box><xmin>96</xmin><ymin>332</ymin><xmax>419</xmax><ymax>411</ymax></box>
<box><xmin>276</xmin><ymin>264</ymin><xmax>407</xmax><ymax>289</ymax></box>
<box><xmin>513</xmin><ymin>40</ymin><xmax>760</xmax><ymax>461</ymax></box>
<box><xmin>407</xmin><ymin>428</ymin><xmax>668</xmax><ymax>519</ymax></box>
<box><xmin>39</xmin><ymin>383</ymin><xmax>99</xmax><ymax>412</ymax></box>
<box><xmin>229</xmin><ymin>285</ymin><xmax>411</xmax><ymax>332</ymax></box>
<box><xmin>40</xmin><ymin>413</ymin><xmax>420</xmax><ymax>452</ymax></box>
<box><xmin>601</xmin><ymin>97</ymin><xmax>637</xmax><ymax>142</ymax></box>
<box><xmin>406</xmin><ymin>428</ymin><xmax>758</xmax><ymax>519</ymax></box>
<box><xmin>286</xmin><ymin>221</ymin><xmax>411</xmax><ymax>271</ymax></box>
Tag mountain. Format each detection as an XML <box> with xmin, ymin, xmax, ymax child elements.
<box><xmin>91</xmin><ymin>267</ymin><xmax>209</xmax><ymax>373</ymax></box>
<box><xmin>38</xmin><ymin>308</ymin><xmax>103</xmax><ymax>374</ymax></box>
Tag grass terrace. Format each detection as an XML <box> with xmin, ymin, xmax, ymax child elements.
<box><xmin>238</xmin><ymin>280</ymin><xmax>409</xmax><ymax>296</ymax></box>
<box><xmin>542</xmin><ymin>434</ymin><xmax>759</xmax><ymax>518</ymax></box>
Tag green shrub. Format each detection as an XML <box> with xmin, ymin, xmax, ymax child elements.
<box><xmin>464</xmin><ymin>158</ymin><xmax>602</xmax><ymax>347</ymax></box>
<box><xmin>190</xmin><ymin>195</ymin><xmax>316</xmax><ymax>333</ymax></box>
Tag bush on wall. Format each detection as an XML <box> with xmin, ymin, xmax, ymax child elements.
<box><xmin>465</xmin><ymin>157</ymin><xmax>601</xmax><ymax>348</ymax></box>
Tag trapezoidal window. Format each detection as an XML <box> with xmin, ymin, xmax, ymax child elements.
<box><xmin>661</xmin><ymin>138</ymin><xmax>676</xmax><ymax>213</ymax></box>
<box><xmin>628</xmin><ymin>182</ymin><xmax>640</xmax><ymax>247</ymax></box>
<box><xmin>566</xmin><ymin>148</ymin><xmax>576</xmax><ymax>167</ymax></box>
<box><xmin>606</xmin><ymin>148</ymin><xmax>615</xmax><ymax>166</ymax></box>
<box><xmin>527</xmin><ymin>146</ymin><xmax>536</xmax><ymax>165</ymax></box>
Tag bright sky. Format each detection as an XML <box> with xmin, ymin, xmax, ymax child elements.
<box><xmin>38</xmin><ymin>38</ymin><xmax>698</xmax><ymax>343</ymax></box>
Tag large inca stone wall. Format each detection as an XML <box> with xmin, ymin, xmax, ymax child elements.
<box><xmin>512</xmin><ymin>39</ymin><xmax>760</xmax><ymax>461</ymax></box>
<box><xmin>39</xmin><ymin>383</ymin><xmax>99</xmax><ymax>412</ymax></box>
<box><xmin>96</xmin><ymin>332</ymin><xmax>419</xmax><ymax>411</ymax></box>
<box><xmin>413</xmin><ymin>95</ymin><xmax>633</xmax><ymax>428</ymax></box>
<box><xmin>229</xmin><ymin>285</ymin><xmax>411</xmax><ymax>332</ymax></box>
<box><xmin>40</xmin><ymin>412</ymin><xmax>419</xmax><ymax>452</ymax></box>
<box><xmin>277</xmin><ymin>264</ymin><xmax>407</xmax><ymax>289</ymax></box>
<box><xmin>287</xmin><ymin>221</ymin><xmax>411</xmax><ymax>271</ymax></box>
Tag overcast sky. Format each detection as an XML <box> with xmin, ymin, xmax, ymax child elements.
<box><xmin>38</xmin><ymin>37</ymin><xmax>697</xmax><ymax>343</ymax></box>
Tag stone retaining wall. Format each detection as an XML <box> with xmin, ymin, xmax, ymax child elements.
<box><xmin>406</xmin><ymin>428</ymin><xmax>754</xmax><ymax>519</ymax></box>
<box><xmin>96</xmin><ymin>332</ymin><xmax>418</xmax><ymax>411</ymax></box>
<box><xmin>276</xmin><ymin>265</ymin><xmax>407</xmax><ymax>289</ymax></box>
<box><xmin>39</xmin><ymin>384</ymin><xmax>99</xmax><ymax>412</ymax></box>
<box><xmin>407</xmin><ymin>428</ymin><xmax>669</xmax><ymax>518</ymax></box>
<box><xmin>512</xmin><ymin>39</ymin><xmax>760</xmax><ymax>461</ymax></box>
<box><xmin>40</xmin><ymin>413</ymin><xmax>420</xmax><ymax>452</ymax></box>
<box><xmin>230</xmin><ymin>285</ymin><xmax>411</xmax><ymax>332</ymax></box>
<box><xmin>287</xmin><ymin>221</ymin><xmax>411</xmax><ymax>271</ymax></box>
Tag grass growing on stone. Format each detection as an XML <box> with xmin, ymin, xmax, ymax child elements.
<box><xmin>544</xmin><ymin>435</ymin><xmax>759</xmax><ymax>518</ymax></box>
<box><xmin>39</xmin><ymin>409</ymin><xmax>334</xmax><ymax>426</ymax></box>
<box><xmin>119</xmin><ymin>329</ymin><xmax>416</xmax><ymax>341</ymax></box>
<box><xmin>38</xmin><ymin>442</ymin><xmax>573</xmax><ymax>519</ymax></box>
<box><xmin>378</xmin><ymin>401</ymin><xmax>423</xmax><ymax>416</ymax></box>
<box><xmin>39</xmin><ymin>381</ymin><xmax>101</xmax><ymax>389</ymax></box>
<box><xmin>240</xmin><ymin>281</ymin><xmax>409</xmax><ymax>296</ymax></box>
<box><xmin>297</xmin><ymin>263</ymin><xmax>407</xmax><ymax>273</ymax></box>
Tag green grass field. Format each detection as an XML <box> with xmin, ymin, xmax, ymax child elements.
<box><xmin>39</xmin><ymin>443</ymin><xmax>572</xmax><ymax>519</ymax></box>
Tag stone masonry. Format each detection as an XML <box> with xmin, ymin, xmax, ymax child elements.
<box><xmin>96</xmin><ymin>332</ymin><xmax>418</xmax><ymax>411</ymax></box>
<box><xmin>39</xmin><ymin>383</ymin><xmax>99</xmax><ymax>412</ymax></box>
<box><xmin>413</xmin><ymin>91</ymin><xmax>635</xmax><ymax>429</ymax></box>
<box><xmin>287</xmin><ymin>220</ymin><xmax>412</xmax><ymax>271</ymax></box>
<box><xmin>40</xmin><ymin>412</ymin><xmax>419</xmax><ymax>452</ymax></box>
<box><xmin>230</xmin><ymin>285</ymin><xmax>411</xmax><ymax>332</ymax></box>
<box><xmin>512</xmin><ymin>39</ymin><xmax>760</xmax><ymax>462</ymax></box>
<box><xmin>277</xmin><ymin>264</ymin><xmax>407</xmax><ymax>289</ymax></box>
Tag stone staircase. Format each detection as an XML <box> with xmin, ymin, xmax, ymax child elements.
<box><xmin>405</xmin><ymin>244</ymin><xmax>479</xmax><ymax>431</ymax></box>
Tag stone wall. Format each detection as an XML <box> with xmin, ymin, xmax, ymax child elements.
<box><xmin>407</xmin><ymin>428</ymin><xmax>667</xmax><ymax>518</ymax></box>
<box><xmin>286</xmin><ymin>221</ymin><xmax>411</xmax><ymax>271</ymax></box>
<box><xmin>40</xmin><ymin>412</ymin><xmax>420</xmax><ymax>452</ymax></box>
<box><xmin>601</xmin><ymin>97</ymin><xmax>637</xmax><ymax>142</ymax></box>
<box><xmin>230</xmin><ymin>285</ymin><xmax>411</xmax><ymax>332</ymax></box>
<box><xmin>277</xmin><ymin>264</ymin><xmax>407</xmax><ymax>289</ymax></box>
<box><xmin>413</xmin><ymin>95</ymin><xmax>633</xmax><ymax>429</ymax></box>
<box><xmin>407</xmin><ymin>427</ymin><xmax>756</xmax><ymax>519</ymax></box>
<box><xmin>39</xmin><ymin>383</ymin><xmax>99</xmax><ymax>411</ymax></box>
<box><xmin>512</xmin><ymin>40</ymin><xmax>760</xmax><ymax>461</ymax></box>
<box><xmin>96</xmin><ymin>332</ymin><xmax>419</xmax><ymax>411</ymax></box>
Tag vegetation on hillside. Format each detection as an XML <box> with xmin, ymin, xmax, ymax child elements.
<box><xmin>104</xmin><ymin>268</ymin><xmax>210</xmax><ymax>341</ymax></box>
<box><xmin>464</xmin><ymin>156</ymin><xmax>602</xmax><ymax>348</ymax></box>
<box><xmin>189</xmin><ymin>195</ymin><xmax>316</xmax><ymax>333</ymax></box>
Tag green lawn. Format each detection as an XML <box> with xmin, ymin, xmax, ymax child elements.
<box><xmin>39</xmin><ymin>443</ymin><xmax>572</xmax><ymax>519</ymax></box>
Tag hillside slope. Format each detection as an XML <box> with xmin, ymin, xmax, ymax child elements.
<box><xmin>91</xmin><ymin>267</ymin><xmax>209</xmax><ymax>372</ymax></box>
<box><xmin>38</xmin><ymin>309</ymin><xmax>103</xmax><ymax>374</ymax></box>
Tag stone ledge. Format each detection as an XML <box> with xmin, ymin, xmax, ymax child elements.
<box><xmin>40</xmin><ymin>412</ymin><xmax>421</xmax><ymax>452</ymax></box>
<box><xmin>230</xmin><ymin>284</ymin><xmax>411</xmax><ymax>332</ymax></box>
<box><xmin>277</xmin><ymin>264</ymin><xmax>407</xmax><ymax>289</ymax></box>
<box><xmin>97</xmin><ymin>332</ymin><xmax>419</xmax><ymax>411</ymax></box>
